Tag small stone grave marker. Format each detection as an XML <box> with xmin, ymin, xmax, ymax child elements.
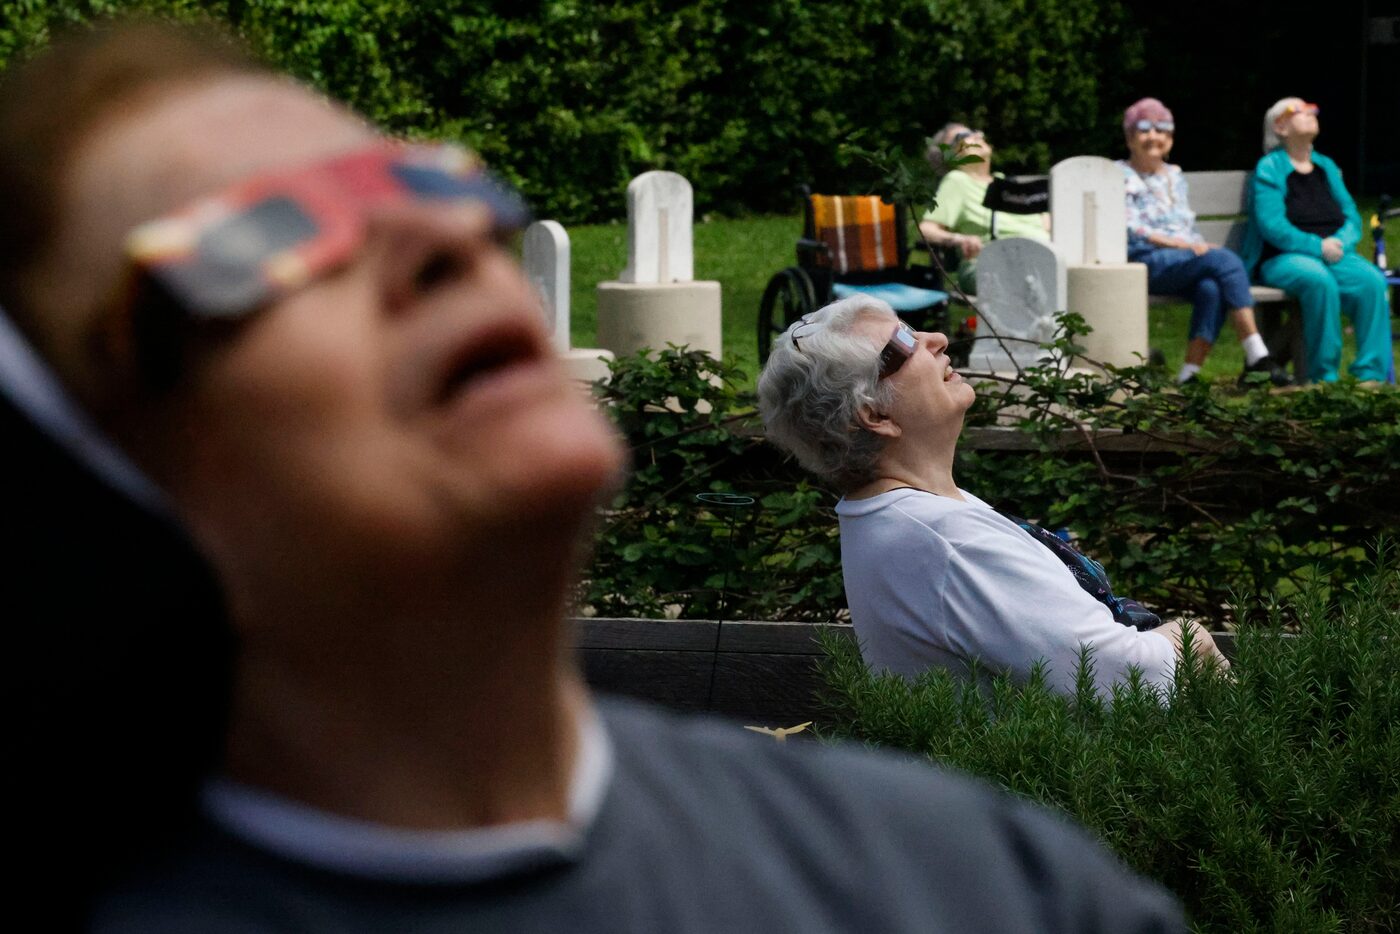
<box><xmin>620</xmin><ymin>171</ymin><xmax>694</xmax><ymax>284</ymax></box>
<box><xmin>1050</xmin><ymin>156</ymin><xmax>1126</xmax><ymax>266</ymax></box>
<box><xmin>523</xmin><ymin>220</ymin><xmax>571</xmax><ymax>353</ymax></box>
<box><xmin>971</xmin><ymin>238</ymin><xmax>1067</xmax><ymax>368</ymax></box>
<box><xmin>523</xmin><ymin>219</ymin><xmax>614</xmax><ymax>382</ymax></box>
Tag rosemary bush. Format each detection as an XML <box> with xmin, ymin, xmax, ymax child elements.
<box><xmin>814</xmin><ymin>560</ymin><xmax>1400</xmax><ymax>933</ymax></box>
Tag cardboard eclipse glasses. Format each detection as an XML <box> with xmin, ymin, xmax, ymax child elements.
<box><xmin>790</xmin><ymin>316</ymin><xmax>918</xmax><ymax>380</ymax></box>
<box><xmin>123</xmin><ymin>142</ymin><xmax>531</xmax><ymax>322</ymax></box>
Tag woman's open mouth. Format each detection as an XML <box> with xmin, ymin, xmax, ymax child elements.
<box><xmin>435</xmin><ymin>324</ymin><xmax>543</xmax><ymax>408</ymax></box>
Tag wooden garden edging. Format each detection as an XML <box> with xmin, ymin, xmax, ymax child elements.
<box><xmin>575</xmin><ymin>617</ymin><xmax>1240</xmax><ymax>726</ymax></box>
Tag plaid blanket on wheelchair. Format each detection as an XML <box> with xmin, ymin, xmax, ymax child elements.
<box><xmin>810</xmin><ymin>194</ymin><xmax>899</xmax><ymax>275</ymax></box>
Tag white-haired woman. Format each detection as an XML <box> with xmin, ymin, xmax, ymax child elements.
<box><xmin>1239</xmin><ymin>98</ymin><xmax>1392</xmax><ymax>383</ymax></box>
<box><xmin>757</xmin><ymin>296</ymin><xmax>1226</xmax><ymax>695</ymax></box>
<box><xmin>918</xmin><ymin>122</ymin><xmax>1050</xmax><ymax>294</ymax></box>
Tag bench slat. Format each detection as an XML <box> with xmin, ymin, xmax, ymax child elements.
<box><xmin>1184</xmin><ymin>170</ymin><xmax>1248</xmax><ymax>215</ymax></box>
<box><xmin>1152</xmin><ymin>284</ymin><xmax>1291</xmax><ymax>305</ymax></box>
<box><xmin>1196</xmin><ymin>219</ymin><xmax>1246</xmax><ymax>253</ymax></box>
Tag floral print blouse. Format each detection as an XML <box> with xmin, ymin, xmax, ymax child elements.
<box><xmin>1116</xmin><ymin>160</ymin><xmax>1201</xmax><ymax>250</ymax></box>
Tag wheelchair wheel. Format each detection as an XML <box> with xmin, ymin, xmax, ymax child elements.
<box><xmin>757</xmin><ymin>267</ymin><xmax>817</xmax><ymax>364</ymax></box>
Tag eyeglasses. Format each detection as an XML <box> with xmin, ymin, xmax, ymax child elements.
<box><xmin>790</xmin><ymin>315</ymin><xmax>918</xmax><ymax>380</ymax></box>
<box><xmin>789</xmin><ymin>314</ymin><xmax>824</xmax><ymax>353</ymax></box>
<box><xmin>1132</xmin><ymin>119</ymin><xmax>1175</xmax><ymax>134</ymax></box>
<box><xmin>113</xmin><ymin>142</ymin><xmax>530</xmax><ymax>388</ymax></box>
<box><xmin>877</xmin><ymin>319</ymin><xmax>919</xmax><ymax>378</ymax></box>
<box><xmin>1282</xmin><ymin>101</ymin><xmax>1320</xmax><ymax>118</ymax></box>
<box><xmin>121</xmin><ymin>142</ymin><xmax>530</xmax><ymax>324</ymax></box>
<box><xmin>950</xmin><ymin>128</ymin><xmax>985</xmax><ymax>146</ymax></box>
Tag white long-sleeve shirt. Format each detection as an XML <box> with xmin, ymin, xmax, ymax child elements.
<box><xmin>836</xmin><ymin>488</ymin><xmax>1177</xmax><ymax>695</ymax></box>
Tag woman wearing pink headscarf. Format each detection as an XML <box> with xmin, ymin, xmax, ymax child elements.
<box><xmin>1118</xmin><ymin>98</ymin><xmax>1288</xmax><ymax>386</ymax></box>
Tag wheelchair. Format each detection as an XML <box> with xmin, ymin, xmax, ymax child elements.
<box><xmin>756</xmin><ymin>188</ymin><xmax>972</xmax><ymax>366</ymax></box>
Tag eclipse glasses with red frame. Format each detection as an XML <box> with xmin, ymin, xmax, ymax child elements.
<box><xmin>1281</xmin><ymin>101</ymin><xmax>1320</xmax><ymax>118</ymax></box>
<box><xmin>123</xmin><ymin>142</ymin><xmax>530</xmax><ymax>323</ymax></box>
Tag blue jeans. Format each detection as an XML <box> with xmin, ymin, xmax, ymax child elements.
<box><xmin>1130</xmin><ymin>245</ymin><xmax>1254</xmax><ymax>343</ymax></box>
<box><xmin>1258</xmin><ymin>252</ymin><xmax>1392</xmax><ymax>382</ymax></box>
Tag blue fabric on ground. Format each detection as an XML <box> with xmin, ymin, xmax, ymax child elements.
<box><xmin>832</xmin><ymin>281</ymin><xmax>948</xmax><ymax>312</ymax></box>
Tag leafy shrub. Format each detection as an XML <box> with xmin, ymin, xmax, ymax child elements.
<box><xmin>585</xmin><ymin>347</ymin><xmax>843</xmax><ymax>619</ymax></box>
<box><xmin>582</xmin><ymin>340</ymin><xmax>1400</xmax><ymax>627</ymax></box>
<box><xmin>813</xmin><ymin>559</ymin><xmax>1400</xmax><ymax>933</ymax></box>
<box><xmin>955</xmin><ymin>320</ymin><xmax>1400</xmax><ymax>622</ymax></box>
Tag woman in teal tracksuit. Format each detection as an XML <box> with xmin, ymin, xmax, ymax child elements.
<box><xmin>1239</xmin><ymin>97</ymin><xmax>1392</xmax><ymax>383</ymax></box>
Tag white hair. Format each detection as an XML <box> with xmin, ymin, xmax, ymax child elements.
<box><xmin>757</xmin><ymin>295</ymin><xmax>899</xmax><ymax>491</ymax></box>
<box><xmin>1262</xmin><ymin>97</ymin><xmax>1298</xmax><ymax>153</ymax></box>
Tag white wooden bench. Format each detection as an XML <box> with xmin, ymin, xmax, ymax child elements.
<box><xmin>1156</xmin><ymin>170</ymin><xmax>1304</xmax><ymax>381</ymax></box>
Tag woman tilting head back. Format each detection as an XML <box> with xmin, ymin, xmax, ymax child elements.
<box><xmin>1238</xmin><ymin>97</ymin><xmax>1392</xmax><ymax>384</ymax></box>
<box><xmin>0</xmin><ymin>17</ymin><xmax>626</xmax><ymax>923</ymax></box>
<box><xmin>917</xmin><ymin>122</ymin><xmax>1050</xmax><ymax>294</ymax></box>
<box><xmin>757</xmin><ymin>296</ymin><xmax>904</xmax><ymax>492</ymax></box>
<box><xmin>759</xmin><ymin>297</ymin><xmax>1226</xmax><ymax>696</ymax></box>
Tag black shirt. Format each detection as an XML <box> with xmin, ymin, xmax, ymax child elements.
<box><xmin>1284</xmin><ymin>168</ymin><xmax>1345</xmax><ymax>238</ymax></box>
<box><xmin>1262</xmin><ymin>168</ymin><xmax>1344</xmax><ymax>263</ymax></box>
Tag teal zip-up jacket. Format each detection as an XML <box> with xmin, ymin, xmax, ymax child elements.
<box><xmin>1239</xmin><ymin>148</ymin><xmax>1362</xmax><ymax>279</ymax></box>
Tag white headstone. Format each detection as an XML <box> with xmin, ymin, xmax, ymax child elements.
<box><xmin>523</xmin><ymin>220</ymin><xmax>571</xmax><ymax>353</ymax></box>
<box><xmin>619</xmin><ymin>171</ymin><xmax>694</xmax><ymax>284</ymax></box>
<box><xmin>1050</xmin><ymin>156</ymin><xmax>1126</xmax><ymax>266</ymax></box>
<box><xmin>970</xmin><ymin>238</ymin><xmax>1067</xmax><ymax>370</ymax></box>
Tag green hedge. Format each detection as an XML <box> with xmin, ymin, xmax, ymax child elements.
<box><xmin>815</xmin><ymin>564</ymin><xmax>1400</xmax><ymax>932</ymax></box>
<box><xmin>0</xmin><ymin>0</ymin><xmax>1142</xmax><ymax>221</ymax></box>
<box><xmin>582</xmin><ymin>340</ymin><xmax>1400</xmax><ymax>626</ymax></box>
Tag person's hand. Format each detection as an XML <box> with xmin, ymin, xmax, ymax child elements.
<box><xmin>957</xmin><ymin>233</ymin><xmax>983</xmax><ymax>259</ymax></box>
<box><xmin>1189</xmin><ymin>241</ymin><xmax>1210</xmax><ymax>256</ymax></box>
<box><xmin>1321</xmin><ymin>237</ymin><xmax>1344</xmax><ymax>263</ymax></box>
<box><xmin>1153</xmin><ymin>619</ymin><xmax>1231</xmax><ymax>674</ymax></box>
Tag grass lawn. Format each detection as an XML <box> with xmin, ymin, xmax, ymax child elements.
<box><xmin>564</xmin><ymin>198</ymin><xmax>1398</xmax><ymax>389</ymax></box>
<box><xmin>566</xmin><ymin>215</ymin><xmax>795</xmax><ymax>385</ymax></box>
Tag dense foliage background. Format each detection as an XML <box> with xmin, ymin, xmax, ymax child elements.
<box><xmin>3</xmin><ymin>2</ymin><xmax>1391</xmax><ymax>218</ymax></box>
<box><xmin>5</xmin><ymin>1</ymin><xmax>1390</xmax><ymax>217</ymax></box>
<box><xmin>1</xmin><ymin>0</ymin><xmax>1144</xmax><ymax>220</ymax></box>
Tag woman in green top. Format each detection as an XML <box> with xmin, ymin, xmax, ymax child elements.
<box><xmin>917</xmin><ymin>123</ymin><xmax>1050</xmax><ymax>294</ymax></box>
